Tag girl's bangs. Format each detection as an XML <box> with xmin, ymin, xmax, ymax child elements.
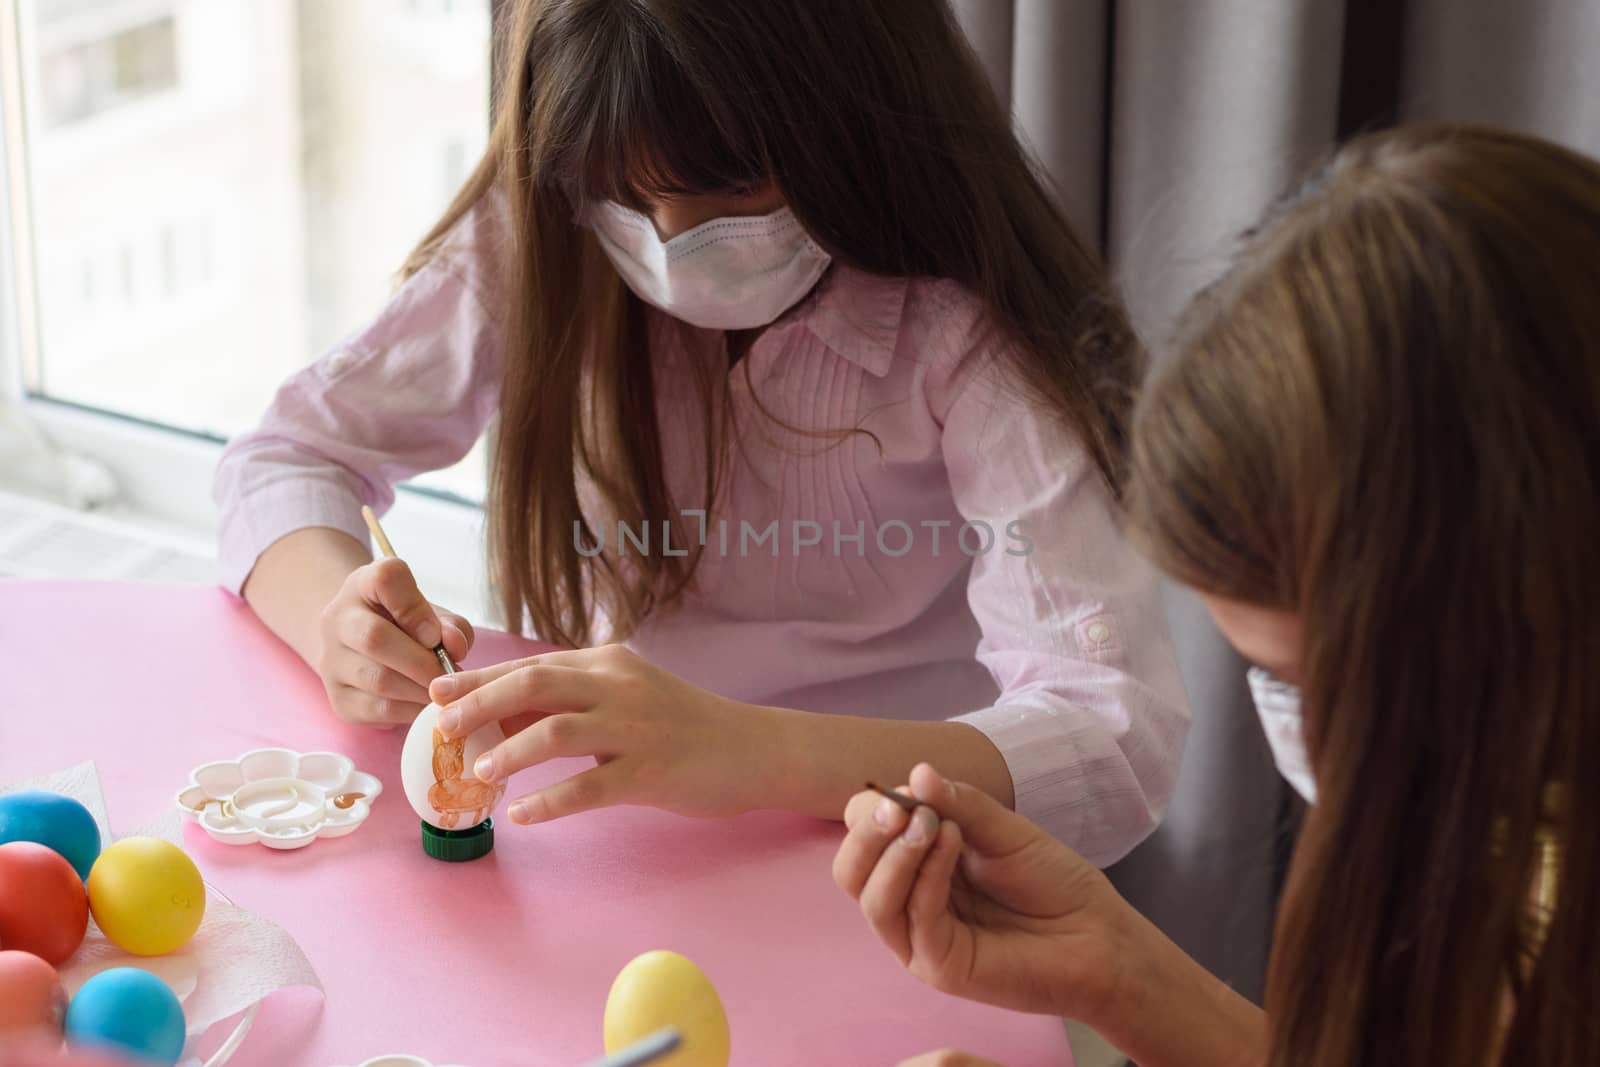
<box><xmin>548</xmin><ymin>34</ymin><xmax>766</xmax><ymax>216</ymax></box>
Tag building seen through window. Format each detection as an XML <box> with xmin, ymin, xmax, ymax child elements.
<box><xmin>18</xmin><ymin>0</ymin><xmax>492</xmax><ymax>499</ymax></box>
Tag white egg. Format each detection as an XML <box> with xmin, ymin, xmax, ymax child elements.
<box><xmin>399</xmin><ymin>704</ymin><xmax>506</xmax><ymax>830</ymax></box>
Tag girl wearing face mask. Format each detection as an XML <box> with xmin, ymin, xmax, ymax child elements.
<box><xmin>214</xmin><ymin>0</ymin><xmax>1188</xmax><ymax>857</ymax></box>
<box><xmin>835</xmin><ymin>124</ymin><xmax>1597</xmax><ymax>1067</ymax></box>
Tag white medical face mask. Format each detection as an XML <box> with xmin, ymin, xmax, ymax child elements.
<box><xmin>587</xmin><ymin>202</ymin><xmax>832</xmax><ymax>330</ymax></box>
<box><xmin>1247</xmin><ymin>667</ymin><xmax>1316</xmax><ymax>803</ymax></box>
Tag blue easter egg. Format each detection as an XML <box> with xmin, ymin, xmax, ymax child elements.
<box><xmin>0</xmin><ymin>791</ymin><xmax>102</xmax><ymax>881</ymax></box>
<box><xmin>65</xmin><ymin>967</ymin><xmax>186</xmax><ymax>1066</ymax></box>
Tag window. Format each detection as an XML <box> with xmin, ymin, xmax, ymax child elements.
<box><xmin>39</xmin><ymin>15</ymin><xmax>178</xmax><ymax>128</ymax></box>
<box><xmin>2</xmin><ymin>0</ymin><xmax>494</xmax><ymax>503</ymax></box>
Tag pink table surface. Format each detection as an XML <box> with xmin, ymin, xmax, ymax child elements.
<box><xmin>1</xmin><ymin>581</ymin><xmax>1071</xmax><ymax>1067</ymax></box>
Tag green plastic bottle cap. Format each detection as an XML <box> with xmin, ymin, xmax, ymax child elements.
<box><xmin>420</xmin><ymin>818</ymin><xmax>494</xmax><ymax>862</ymax></box>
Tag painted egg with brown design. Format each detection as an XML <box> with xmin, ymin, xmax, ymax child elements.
<box><xmin>399</xmin><ymin>704</ymin><xmax>507</xmax><ymax>831</ymax></box>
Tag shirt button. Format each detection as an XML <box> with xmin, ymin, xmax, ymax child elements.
<box><xmin>325</xmin><ymin>351</ymin><xmax>351</xmax><ymax>373</ymax></box>
<box><xmin>1087</xmin><ymin>621</ymin><xmax>1111</xmax><ymax>644</ymax></box>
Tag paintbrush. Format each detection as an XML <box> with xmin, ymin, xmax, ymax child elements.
<box><xmin>866</xmin><ymin>781</ymin><xmax>920</xmax><ymax>814</ymax></box>
<box><xmin>360</xmin><ymin>504</ymin><xmax>458</xmax><ymax>677</ymax></box>
<box><xmin>578</xmin><ymin>1028</ymin><xmax>682</xmax><ymax>1067</ymax></box>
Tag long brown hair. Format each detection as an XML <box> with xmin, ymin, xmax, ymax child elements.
<box><xmin>1126</xmin><ymin>125</ymin><xmax>1600</xmax><ymax>1066</ymax></box>
<box><xmin>404</xmin><ymin>0</ymin><xmax>1135</xmax><ymax>646</ymax></box>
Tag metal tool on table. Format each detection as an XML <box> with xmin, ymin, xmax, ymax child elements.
<box><xmin>577</xmin><ymin>1028</ymin><xmax>682</xmax><ymax>1067</ymax></box>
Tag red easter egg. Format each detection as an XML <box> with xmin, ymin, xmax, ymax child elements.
<box><xmin>0</xmin><ymin>842</ymin><xmax>89</xmax><ymax>965</ymax></box>
<box><xmin>0</xmin><ymin>949</ymin><xmax>67</xmax><ymax>1035</ymax></box>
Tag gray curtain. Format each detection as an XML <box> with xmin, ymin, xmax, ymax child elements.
<box><xmin>951</xmin><ymin>0</ymin><xmax>1600</xmax><ymax>1018</ymax></box>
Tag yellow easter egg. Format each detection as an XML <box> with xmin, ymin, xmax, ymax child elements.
<box><xmin>87</xmin><ymin>837</ymin><xmax>205</xmax><ymax>956</ymax></box>
<box><xmin>604</xmin><ymin>950</ymin><xmax>729</xmax><ymax>1067</ymax></box>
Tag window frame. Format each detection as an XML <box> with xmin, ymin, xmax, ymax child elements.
<box><xmin>0</xmin><ymin>0</ymin><xmax>495</xmax><ymax>623</ymax></box>
<box><xmin>1</xmin><ymin>0</ymin><xmax>37</xmax><ymax>408</ymax></box>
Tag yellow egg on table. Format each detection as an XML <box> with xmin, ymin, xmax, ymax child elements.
<box><xmin>604</xmin><ymin>950</ymin><xmax>729</xmax><ymax>1067</ymax></box>
<box><xmin>86</xmin><ymin>837</ymin><xmax>205</xmax><ymax>956</ymax></box>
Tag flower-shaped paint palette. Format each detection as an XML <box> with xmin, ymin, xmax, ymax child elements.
<box><xmin>177</xmin><ymin>748</ymin><xmax>382</xmax><ymax>850</ymax></box>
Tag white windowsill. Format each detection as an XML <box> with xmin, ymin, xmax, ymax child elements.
<box><xmin>8</xmin><ymin>395</ymin><xmax>494</xmax><ymax>625</ymax></box>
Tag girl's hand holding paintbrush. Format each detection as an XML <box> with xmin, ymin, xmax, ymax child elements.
<box><xmin>302</xmin><ymin>510</ymin><xmax>480</xmax><ymax>727</ymax></box>
<box><xmin>840</xmin><ymin>767</ymin><xmax>1267</xmax><ymax>1067</ymax></box>
<box><xmin>316</xmin><ymin>556</ymin><xmax>477</xmax><ymax>725</ymax></box>
<box><xmin>834</xmin><ymin>764</ymin><xmax>1130</xmax><ymax>1023</ymax></box>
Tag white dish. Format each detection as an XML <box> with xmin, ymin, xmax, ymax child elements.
<box><xmin>332</xmin><ymin>1057</ymin><xmax>468</xmax><ymax>1067</ymax></box>
<box><xmin>176</xmin><ymin>748</ymin><xmax>382</xmax><ymax>850</ymax></box>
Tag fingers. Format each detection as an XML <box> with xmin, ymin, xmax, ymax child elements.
<box><xmin>435</xmin><ymin>664</ymin><xmax>598</xmax><ymax>737</ymax></box>
<box><xmin>428</xmin><ymin>655</ymin><xmax>538</xmax><ymax>706</ymax></box>
<box><xmin>437</xmin><ymin>613</ymin><xmax>473</xmax><ymax>663</ymax></box>
<box><xmin>505</xmin><ymin>760</ymin><xmax>628</xmax><ymax>824</ymax></box>
<box><xmin>429</xmin><ymin>644</ymin><xmax>634</xmax><ymax>708</ymax></box>
<box><xmin>326</xmin><ymin>648</ymin><xmax>431</xmax><ymax>704</ymax></box>
<box><xmin>317</xmin><ymin>561</ymin><xmax>481</xmax><ymax>728</ymax></box>
<box><xmin>429</xmin><ymin>661</ymin><xmax>509</xmax><ymax>704</ymax></box>
<box><xmin>907</xmin><ymin>818</ymin><xmax>963</xmax><ymax>951</ymax></box>
<box><xmin>499</xmin><ymin>710</ymin><xmax>550</xmax><ymax>737</ymax></box>
<box><xmin>908</xmin><ymin>762</ymin><xmax>1038</xmax><ymax>858</ymax></box>
<box><xmin>843</xmin><ymin>787</ymin><xmax>886</xmax><ymax>830</ymax></box>
<box><xmin>356</xmin><ymin>557</ymin><xmax>441</xmax><ymax>649</ymax></box>
<box><xmin>333</xmin><ymin>606</ymin><xmax>443</xmax><ymax>689</ymax></box>
<box><xmin>834</xmin><ymin>789</ymin><xmax>912</xmax><ymax>896</ymax></box>
<box><xmin>534</xmin><ymin>643</ymin><xmax>631</xmax><ymax>669</ymax></box>
<box><xmin>327</xmin><ymin>682</ymin><xmax>423</xmax><ymax>727</ymax></box>
<box><xmin>475</xmin><ymin>711</ymin><xmax>608</xmax><ymax>781</ymax></box>
<box><xmin>857</xmin><ymin>805</ymin><xmax>941</xmax><ymax>963</ymax></box>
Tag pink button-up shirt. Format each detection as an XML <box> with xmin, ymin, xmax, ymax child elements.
<box><xmin>215</xmin><ymin>200</ymin><xmax>1189</xmax><ymax>865</ymax></box>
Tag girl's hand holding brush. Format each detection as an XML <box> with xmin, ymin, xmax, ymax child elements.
<box><xmin>308</xmin><ymin>507</ymin><xmax>479</xmax><ymax>727</ymax></box>
<box><xmin>316</xmin><ymin>554</ymin><xmax>476</xmax><ymax>726</ymax></box>
<box><xmin>834</xmin><ymin>763</ymin><xmax>1131</xmax><ymax>1022</ymax></box>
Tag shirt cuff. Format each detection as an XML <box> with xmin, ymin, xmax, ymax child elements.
<box><xmin>954</xmin><ymin>701</ymin><xmax>1163</xmax><ymax>867</ymax></box>
<box><xmin>216</xmin><ymin>474</ymin><xmax>372</xmax><ymax>595</ymax></box>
